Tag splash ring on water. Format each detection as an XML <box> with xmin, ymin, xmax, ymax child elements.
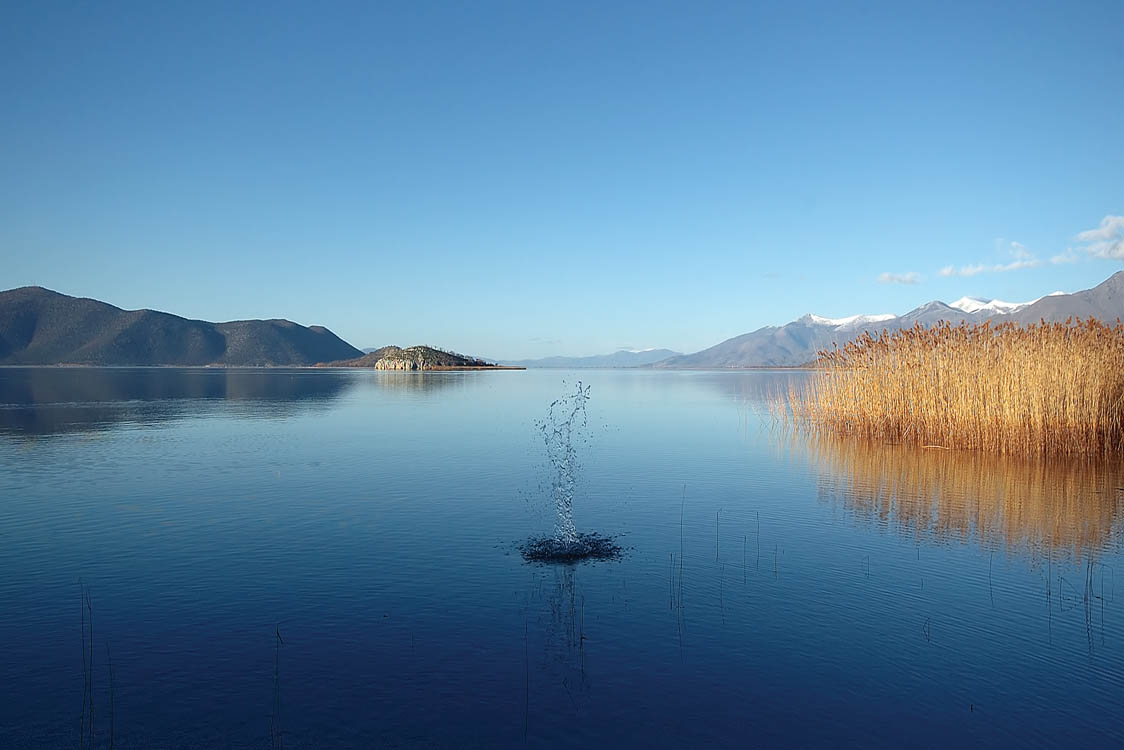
<box><xmin>519</xmin><ymin>532</ymin><xmax>623</xmax><ymax>563</ymax></box>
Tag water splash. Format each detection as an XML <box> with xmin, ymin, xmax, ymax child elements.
<box><xmin>521</xmin><ymin>381</ymin><xmax>621</xmax><ymax>563</ymax></box>
<box><xmin>539</xmin><ymin>380</ymin><xmax>591</xmax><ymax>544</ymax></box>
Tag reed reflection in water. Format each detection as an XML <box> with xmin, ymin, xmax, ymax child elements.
<box><xmin>800</xmin><ymin>434</ymin><xmax>1124</xmax><ymax>562</ymax></box>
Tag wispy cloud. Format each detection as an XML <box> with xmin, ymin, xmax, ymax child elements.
<box><xmin>938</xmin><ymin>217</ymin><xmax>1122</xmax><ymax>278</ymax></box>
<box><xmin>877</xmin><ymin>271</ymin><xmax>921</xmax><ymax>284</ymax></box>
<box><xmin>940</xmin><ymin>264</ymin><xmax>983</xmax><ymax>278</ymax></box>
<box><xmin>939</xmin><ymin>259</ymin><xmax>1043</xmax><ymax>277</ymax></box>
<box><xmin>1050</xmin><ymin>249</ymin><xmax>1079</xmax><ymax>264</ymax></box>
<box><xmin>1009</xmin><ymin>240</ymin><xmax>1033</xmax><ymax>260</ymax></box>
<box><xmin>1075</xmin><ymin>215</ymin><xmax>1124</xmax><ymax>259</ymax></box>
<box><xmin>938</xmin><ymin>239</ymin><xmax>1073</xmax><ymax>277</ymax></box>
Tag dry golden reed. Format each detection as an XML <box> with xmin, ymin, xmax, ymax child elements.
<box><xmin>787</xmin><ymin>319</ymin><xmax>1124</xmax><ymax>456</ymax></box>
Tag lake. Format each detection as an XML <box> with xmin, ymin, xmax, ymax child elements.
<box><xmin>1</xmin><ymin>367</ymin><xmax>1122</xmax><ymax>748</ymax></box>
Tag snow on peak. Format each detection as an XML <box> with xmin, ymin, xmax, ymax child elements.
<box><xmin>805</xmin><ymin>313</ymin><xmax>897</xmax><ymax>328</ymax></box>
<box><xmin>948</xmin><ymin>292</ymin><xmax>1065</xmax><ymax>315</ymax></box>
<box><xmin>949</xmin><ymin>296</ymin><xmax>1016</xmax><ymax>314</ymax></box>
<box><xmin>799</xmin><ymin>289</ymin><xmax>1071</xmax><ymax>329</ymax></box>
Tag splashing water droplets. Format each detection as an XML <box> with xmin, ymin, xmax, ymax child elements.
<box><xmin>521</xmin><ymin>381</ymin><xmax>621</xmax><ymax>563</ymax></box>
<box><xmin>539</xmin><ymin>381</ymin><xmax>590</xmax><ymax>544</ymax></box>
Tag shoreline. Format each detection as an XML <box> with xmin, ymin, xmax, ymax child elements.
<box><xmin>0</xmin><ymin>364</ymin><xmax>814</xmax><ymax>371</ymax></box>
<box><xmin>0</xmin><ymin>363</ymin><xmax>526</xmax><ymax>371</ymax></box>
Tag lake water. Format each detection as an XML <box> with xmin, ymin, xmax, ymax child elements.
<box><xmin>2</xmin><ymin>367</ymin><xmax>1123</xmax><ymax>748</ymax></box>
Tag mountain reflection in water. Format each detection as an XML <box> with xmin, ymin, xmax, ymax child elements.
<box><xmin>0</xmin><ymin>367</ymin><xmax>358</xmax><ymax>437</ymax></box>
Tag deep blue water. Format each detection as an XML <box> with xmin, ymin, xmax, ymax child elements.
<box><xmin>1</xmin><ymin>367</ymin><xmax>1123</xmax><ymax>748</ymax></box>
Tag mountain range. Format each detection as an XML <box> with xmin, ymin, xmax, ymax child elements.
<box><xmin>3</xmin><ymin>271</ymin><xmax>1122</xmax><ymax>368</ymax></box>
<box><xmin>656</xmin><ymin>270</ymin><xmax>1124</xmax><ymax>368</ymax></box>
<box><xmin>0</xmin><ymin>287</ymin><xmax>361</xmax><ymax>366</ymax></box>
<box><xmin>500</xmin><ymin>348</ymin><xmax>682</xmax><ymax>368</ymax></box>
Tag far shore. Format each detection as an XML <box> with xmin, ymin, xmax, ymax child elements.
<box><xmin>0</xmin><ymin>364</ymin><xmax>825</xmax><ymax>371</ymax></box>
<box><xmin>418</xmin><ymin>365</ymin><xmax>525</xmax><ymax>371</ymax></box>
<box><xmin>0</xmin><ymin>363</ymin><xmax>527</xmax><ymax>370</ymax></box>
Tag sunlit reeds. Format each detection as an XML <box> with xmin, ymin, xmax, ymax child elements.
<box><xmin>787</xmin><ymin>319</ymin><xmax>1124</xmax><ymax>456</ymax></box>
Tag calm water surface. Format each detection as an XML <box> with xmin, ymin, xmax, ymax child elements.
<box><xmin>1</xmin><ymin>367</ymin><xmax>1122</xmax><ymax>748</ymax></box>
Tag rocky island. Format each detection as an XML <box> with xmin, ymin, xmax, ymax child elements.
<box><xmin>321</xmin><ymin>345</ymin><xmax>523</xmax><ymax>371</ymax></box>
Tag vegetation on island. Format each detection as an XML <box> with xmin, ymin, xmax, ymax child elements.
<box><xmin>786</xmin><ymin>318</ymin><xmax>1124</xmax><ymax>456</ymax></box>
<box><xmin>321</xmin><ymin>345</ymin><xmax>522</xmax><ymax>370</ymax></box>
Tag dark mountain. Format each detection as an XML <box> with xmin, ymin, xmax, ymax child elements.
<box><xmin>213</xmin><ymin>319</ymin><xmax>362</xmax><ymax>366</ymax></box>
<box><xmin>0</xmin><ymin>287</ymin><xmax>362</xmax><ymax>366</ymax></box>
<box><xmin>501</xmin><ymin>348</ymin><xmax>681</xmax><ymax>368</ymax></box>
<box><xmin>660</xmin><ymin>271</ymin><xmax>1124</xmax><ymax>368</ymax></box>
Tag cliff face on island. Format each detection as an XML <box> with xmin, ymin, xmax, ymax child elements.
<box><xmin>373</xmin><ymin>346</ymin><xmax>436</xmax><ymax>370</ymax></box>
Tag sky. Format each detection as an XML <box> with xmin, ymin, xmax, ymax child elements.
<box><xmin>2</xmin><ymin>1</ymin><xmax>1122</xmax><ymax>359</ymax></box>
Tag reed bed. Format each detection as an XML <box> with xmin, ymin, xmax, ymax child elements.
<box><xmin>787</xmin><ymin>319</ymin><xmax>1124</xmax><ymax>456</ymax></box>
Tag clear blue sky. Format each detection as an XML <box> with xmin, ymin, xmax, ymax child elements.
<box><xmin>2</xmin><ymin>1</ymin><xmax>1122</xmax><ymax>358</ymax></box>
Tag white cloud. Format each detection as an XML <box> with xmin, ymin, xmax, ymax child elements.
<box><xmin>996</xmin><ymin>258</ymin><xmax>1043</xmax><ymax>272</ymax></box>
<box><xmin>877</xmin><ymin>271</ymin><xmax>921</xmax><ymax>284</ymax></box>
<box><xmin>1008</xmin><ymin>240</ymin><xmax>1033</xmax><ymax>260</ymax></box>
<box><xmin>941</xmin><ymin>239</ymin><xmax>1053</xmax><ymax>277</ymax></box>
<box><xmin>940</xmin><ymin>217</ymin><xmax>1121</xmax><ymax>278</ymax></box>
<box><xmin>1050</xmin><ymin>249</ymin><xmax>1079</xmax><ymax>264</ymax></box>
<box><xmin>1075</xmin><ymin>215</ymin><xmax>1124</xmax><ymax>259</ymax></box>
<box><xmin>940</xmin><ymin>263</ymin><xmax>987</xmax><ymax>277</ymax></box>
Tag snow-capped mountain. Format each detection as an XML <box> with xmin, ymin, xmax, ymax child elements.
<box><xmin>948</xmin><ymin>296</ymin><xmax>1028</xmax><ymax>314</ymax></box>
<box><xmin>946</xmin><ymin>293</ymin><xmax>1064</xmax><ymax>315</ymax></box>
<box><xmin>802</xmin><ymin>313</ymin><xmax>897</xmax><ymax>328</ymax></box>
<box><xmin>803</xmin><ymin>291</ymin><xmax>1070</xmax><ymax>331</ymax></box>
<box><xmin>656</xmin><ymin>273</ymin><xmax>1123</xmax><ymax>368</ymax></box>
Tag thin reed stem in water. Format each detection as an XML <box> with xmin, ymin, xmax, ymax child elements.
<box><xmin>271</xmin><ymin>627</ymin><xmax>284</xmax><ymax>750</ymax></box>
<box><xmin>106</xmin><ymin>642</ymin><xmax>116</xmax><ymax>750</ymax></box>
<box><xmin>79</xmin><ymin>584</ymin><xmax>87</xmax><ymax>750</ymax></box>
<box><xmin>523</xmin><ymin>618</ymin><xmax>529</xmax><ymax>743</ymax></box>
<box><xmin>79</xmin><ymin>586</ymin><xmax>94</xmax><ymax>750</ymax></box>
<box><xmin>756</xmin><ymin>512</ymin><xmax>761</xmax><ymax>572</ymax></box>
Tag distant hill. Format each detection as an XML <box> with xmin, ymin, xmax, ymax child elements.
<box><xmin>658</xmin><ymin>271</ymin><xmax>1124</xmax><ymax>368</ymax></box>
<box><xmin>501</xmin><ymin>348</ymin><xmax>681</xmax><ymax>368</ymax></box>
<box><xmin>0</xmin><ymin>287</ymin><xmax>362</xmax><ymax>366</ymax></box>
<box><xmin>323</xmin><ymin>345</ymin><xmax>518</xmax><ymax>370</ymax></box>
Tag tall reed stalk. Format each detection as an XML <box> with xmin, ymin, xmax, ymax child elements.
<box><xmin>787</xmin><ymin>319</ymin><xmax>1124</xmax><ymax>456</ymax></box>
